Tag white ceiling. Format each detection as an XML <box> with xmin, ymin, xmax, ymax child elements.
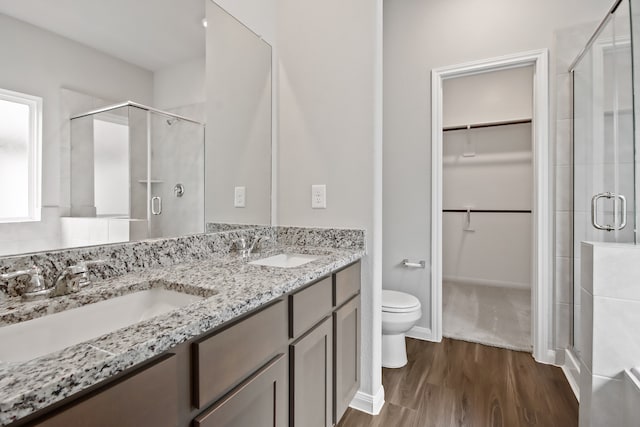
<box><xmin>0</xmin><ymin>0</ymin><xmax>206</xmax><ymax>71</ymax></box>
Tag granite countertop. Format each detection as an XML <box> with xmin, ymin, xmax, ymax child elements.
<box><xmin>0</xmin><ymin>245</ymin><xmax>364</xmax><ymax>425</ymax></box>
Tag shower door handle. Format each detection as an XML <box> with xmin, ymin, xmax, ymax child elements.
<box><xmin>618</xmin><ymin>194</ymin><xmax>627</xmax><ymax>230</ymax></box>
<box><xmin>151</xmin><ymin>196</ymin><xmax>162</xmax><ymax>215</ymax></box>
<box><xmin>591</xmin><ymin>192</ymin><xmax>626</xmax><ymax>231</ymax></box>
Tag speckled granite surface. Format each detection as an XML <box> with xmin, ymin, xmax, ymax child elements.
<box><xmin>205</xmin><ymin>222</ymin><xmax>264</xmax><ymax>233</ymax></box>
<box><xmin>0</xmin><ymin>227</ymin><xmax>275</xmax><ymax>299</ymax></box>
<box><xmin>276</xmin><ymin>226</ymin><xmax>366</xmax><ymax>249</ymax></box>
<box><xmin>0</xmin><ymin>227</ymin><xmax>365</xmax><ymax>426</ymax></box>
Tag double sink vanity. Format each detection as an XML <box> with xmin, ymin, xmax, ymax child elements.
<box><xmin>0</xmin><ymin>227</ymin><xmax>365</xmax><ymax>427</ymax></box>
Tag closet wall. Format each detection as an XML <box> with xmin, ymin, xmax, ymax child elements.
<box><xmin>442</xmin><ymin>66</ymin><xmax>533</xmax><ymax>289</ymax></box>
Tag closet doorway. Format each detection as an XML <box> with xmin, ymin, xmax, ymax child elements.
<box><xmin>442</xmin><ymin>67</ymin><xmax>533</xmax><ymax>351</ymax></box>
<box><xmin>430</xmin><ymin>50</ymin><xmax>553</xmax><ymax>364</ymax></box>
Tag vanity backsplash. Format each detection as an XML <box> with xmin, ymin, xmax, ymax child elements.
<box><xmin>276</xmin><ymin>226</ymin><xmax>366</xmax><ymax>249</ymax></box>
<box><xmin>205</xmin><ymin>223</ymin><xmax>262</xmax><ymax>233</ymax></box>
<box><xmin>0</xmin><ymin>226</ymin><xmax>365</xmax><ymax>299</ymax></box>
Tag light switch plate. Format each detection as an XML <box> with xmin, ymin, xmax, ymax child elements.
<box><xmin>234</xmin><ymin>186</ymin><xmax>246</xmax><ymax>208</ymax></box>
<box><xmin>311</xmin><ymin>185</ymin><xmax>326</xmax><ymax>209</ymax></box>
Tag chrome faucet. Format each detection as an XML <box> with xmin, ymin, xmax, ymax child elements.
<box><xmin>234</xmin><ymin>236</ymin><xmax>271</xmax><ymax>258</ymax></box>
<box><xmin>52</xmin><ymin>260</ymin><xmax>106</xmax><ymax>297</ymax></box>
<box><xmin>249</xmin><ymin>235</ymin><xmax>270</xmax><ymax>254</ymax></box>
<box><xmin>0</xmin><ymin>266</ymin><xmax>50</xmax><ymax>301</ymax></box>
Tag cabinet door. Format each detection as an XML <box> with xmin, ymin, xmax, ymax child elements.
<box><xmin>194</xmin><ymin>353</ymin><xmax>288</xmax><ymax>427</ymax></box>
<box><xmin>33</xmin><ymin>354</ymin><xmax>177</xmax><ymax>427</ymax></box>
<box><xmin>333</xmin><ymin>295</ymin><xmax>360</xmax><ymax>424</ymax></box>
<box><xmin>290</xmin><ymin>316</ymin><xmax>333</xmax><ymax>427</ymax></box>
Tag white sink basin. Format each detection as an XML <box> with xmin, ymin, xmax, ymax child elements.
<box><xmin>0</xmin><ymin>288</ymin><xmax>202</xmax><ymax>363</ymax></box>
<box><xmin>249</xmin><ymin>253</ymin><xmax>319</xmax><ymax>268</ymax></box>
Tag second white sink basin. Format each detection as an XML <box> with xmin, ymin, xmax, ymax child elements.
<box><xmin>249</xmin><ymin>253</ymin><xmax>319</xmax><ymax>268</ymax></box>
<box><xmin>0</xmin><ymin>288</ymin><xmax>202</xmax><ymax>363</ymax></box>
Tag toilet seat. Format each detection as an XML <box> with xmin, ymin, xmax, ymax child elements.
<box><xmin>382</xmin><ymin>290</ymin><xmax>421</xmax><ymax>313</ymax></box>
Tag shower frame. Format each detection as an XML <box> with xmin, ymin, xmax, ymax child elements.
<box><xmin>69</xmin><ymin>100</ymin><xmax>205</xmax><ymax>239</ymax></box>
<box><xmin>70</xmin><ymin>100</ymin><xmax>204</xmax><ymax>125</ymax></box>
<box><xmin>568</xmin><ymin>0</ymin><xmax>637</xmax><ymax>372</ymax></box>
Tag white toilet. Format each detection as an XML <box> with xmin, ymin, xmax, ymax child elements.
<box><xmin>381</xmin><ymin>289</ymin><xmax>422</xmax><ymax>368</ymax></box>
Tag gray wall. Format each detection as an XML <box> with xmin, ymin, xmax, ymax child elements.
<box><xmin>153</xmin><ymin>58</ymin><xmax>206</xmax><ymax>111</ymax></box>
<box><xmin>383</xmin><ymin>0</ymin><xmax>610</xmax><ymax>353</ymax></box>
<box><xmin>207</xmin><ymin>0</ymin><xmax>385</xmax><ymax>407</ymax></box>
<box><xmin>277</xmin><ymin>0</ymin><xmax>383</xmax><ymax>404</ymax></box>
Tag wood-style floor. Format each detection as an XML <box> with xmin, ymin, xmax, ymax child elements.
<box><xmin>337</xmin><ymin>338</ymin><xmax>577</xmax><ymax>427</ymax></box>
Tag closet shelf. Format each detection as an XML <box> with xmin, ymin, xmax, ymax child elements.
<box><xmin>443</xmin><ymin>209</ymin><xmax>531</xmax><ymax>213</ymax></box>
<box><xmin>443</xmin><ymin>118</ymin><xmax>532</xmax><ymax>132</ymax></box>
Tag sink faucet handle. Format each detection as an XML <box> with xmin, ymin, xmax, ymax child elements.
<box><xmin>0</xmin><ymin>265</ymin><xmax>42</xmax><ymax>283</ymax></box>
<box><xmin>25</xmin><ymin>266</ymin><xmax>45</xmax><ymax>292</ymax></box>
<box><xmin>233</xmin><ymin>238</ymin><xmax>248</xmax><ymax>250</ymax></box>
<box><xmin>0</xmin><ymin>266</ymin><xmax>49</xmax><ymax>299</ymax></box>
<box><xmin>251</xmin><ymin>235</ymin><xmax>270</xmax><ymax>246</ymax></box>
<box><xmin>54</xmin><ymin>259</ymin><xmax>108</xmax><ymax>295</ymax></box>
<box><xmin>0</xmin><ymin>265</ymin><xmax>40</xmax><ymax>281</ymax></box>
<box><xmin>76</xmin><ymin>259</ymin><xmax>107</xmax><ymax>286</ymax></box>
<box><xmin>249</xmin><ymin>235</ymin><xmax>271</xmax><ymax>254</ymax></box>
<box><xmin>233</xmin><ymin>238</ymin><xmax>251</xmax><ymax>256</ymax></box>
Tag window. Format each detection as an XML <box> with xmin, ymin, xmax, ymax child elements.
<box><xmin>0</xmin><ymin>88</ymin><xmax>42</xmax><ymax>222</ymax></box>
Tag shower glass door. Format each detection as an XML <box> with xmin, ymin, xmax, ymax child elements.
<box><xmin>147</xmin><ymin>109</ymin><xmax>205</xmax><ymax>239</ymax></box>
<box><xmin>572</xmin><ymin>1</ymin><xmax>636</xmax><ymax>360</ymax></box>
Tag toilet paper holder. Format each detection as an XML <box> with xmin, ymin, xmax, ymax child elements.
<box><xmin>402</xmin><ymin>259</ymin><xmax>425</xmax><ymax>268</ymax></box>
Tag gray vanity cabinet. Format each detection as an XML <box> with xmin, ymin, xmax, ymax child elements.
<box><xmin>193</xmin><ymin>353</ymin><xmax>288</xmax><ymax>427</ymax></box>
<box><xmin>32</xmin><ymin>354</ymin><xmax>178</xmax><ymax>427</ymax></box>
<box><xmin>18</xmin><ymin>261</ymin><xmax>361</xmax><ymax>427</ymax></box>
<box><xmin>193</xmin><ymin>300</ymin><xmax>287</xmax><ymax>409</ymax></box>
<box><xmin>333</xmin><ymin>295</ymin><xmax>360</xmax><ymax>423</ymax></box>
<box><xmin>288</xmin><ymin>260</ymin><xmax>361</xmax><ymax>427</ymax></box>
<box><xmin>333</xmin><ymin>261</ymin><xmax>361</xmax><ymax>308</ymax></box>
<box><xmin>332</xmin><ymin>262</ymin><xmax>361</xmax><ymax>423</ymax></box>
<box><xmin>289</xmin><ymin>277</ymin><xmax>332</xmax><ymax>338</ymax></box>
<box><xmin>290</xmin><ymin>316</ymin><xmax>333</xmax><ymax>427</ymax></box>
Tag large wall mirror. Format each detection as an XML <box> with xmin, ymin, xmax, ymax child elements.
<box><xmin>205</xmin><ymin>1</ymin><xmax>272</xmax><ymax>232</ymax></box>
<box><xmin>0</xmin><ymin>0</ymin><xmax>272</xmax><ymax>257</ymax></box>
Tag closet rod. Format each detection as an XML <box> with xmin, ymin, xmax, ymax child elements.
<box><xmin>443</xmin><ymin>118</ymin><xmax>532</xmax><ymax>132</ymax></box>
<box><xmin>443</xmin><ymin>209</ymin><xmax>531</xmax><ymax>213</ymax></box>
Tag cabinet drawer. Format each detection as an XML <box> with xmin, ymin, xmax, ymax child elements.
<box><xmin>289</xmin><ymin>277</ymin><xmax>332</xmax><ymax>339</ymax></box>
<box><xmin>334</xmin><ymin>262</ymin><xmax>361</xmax><ymax>307</ymax></box>
<box><xmin>193</xmin><ymin>299</ymin><xmax>287</xmax><ymax>409</ymax></box>
<box><xmin>34</xmin><ymin>355</ymin><xmax>177</xmax><ymax>427</ymax></box>
<box><xmin>194</xmin><ymin>353</ymin><xmax>288</xmax><ymax>427</ymax></box>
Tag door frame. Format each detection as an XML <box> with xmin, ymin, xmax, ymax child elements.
<box><xmin>430</xmin><ymin>49</ymin><xmax>554</xmax><ymax>364</ymax></box>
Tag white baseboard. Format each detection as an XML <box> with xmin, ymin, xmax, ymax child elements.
<box><xmin>561</xmin><ymin>348</ymin><xmax>581</xmax><ymax>402</ymax></box>
<box><xmin>534</xmin><ymin>348</ymin><xmax>557</xmax><ymax>365</ymax></box>
<box><xmin>406</xmin><ymin>326</ymin><xmax>436</xmax><ymax>342</ymax></box>
<box><xmin>443</xmin><ymin>275</ymin><xmax>530</xmax><ymax>290</ymax></box>
<box><xmin>349</xmin><ymin>385</ymin><xmax>385</xmax><ymax>415</ymax></box>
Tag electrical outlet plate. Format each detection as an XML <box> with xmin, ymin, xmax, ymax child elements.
<box><xmin>311</xmin><ymin>185</ymin><xmax>326</xmax><ymax>209</ymax></box>
<box><xmin>234</xmin><ymin>186</ymin><xmax>246</xmax><ymax>208</ymax></box>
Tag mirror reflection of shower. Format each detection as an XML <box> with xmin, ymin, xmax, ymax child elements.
<box><xmin>67</xmin><ymin>101</ymin><xmax>204</xmax><ymax>247</ymax></box>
